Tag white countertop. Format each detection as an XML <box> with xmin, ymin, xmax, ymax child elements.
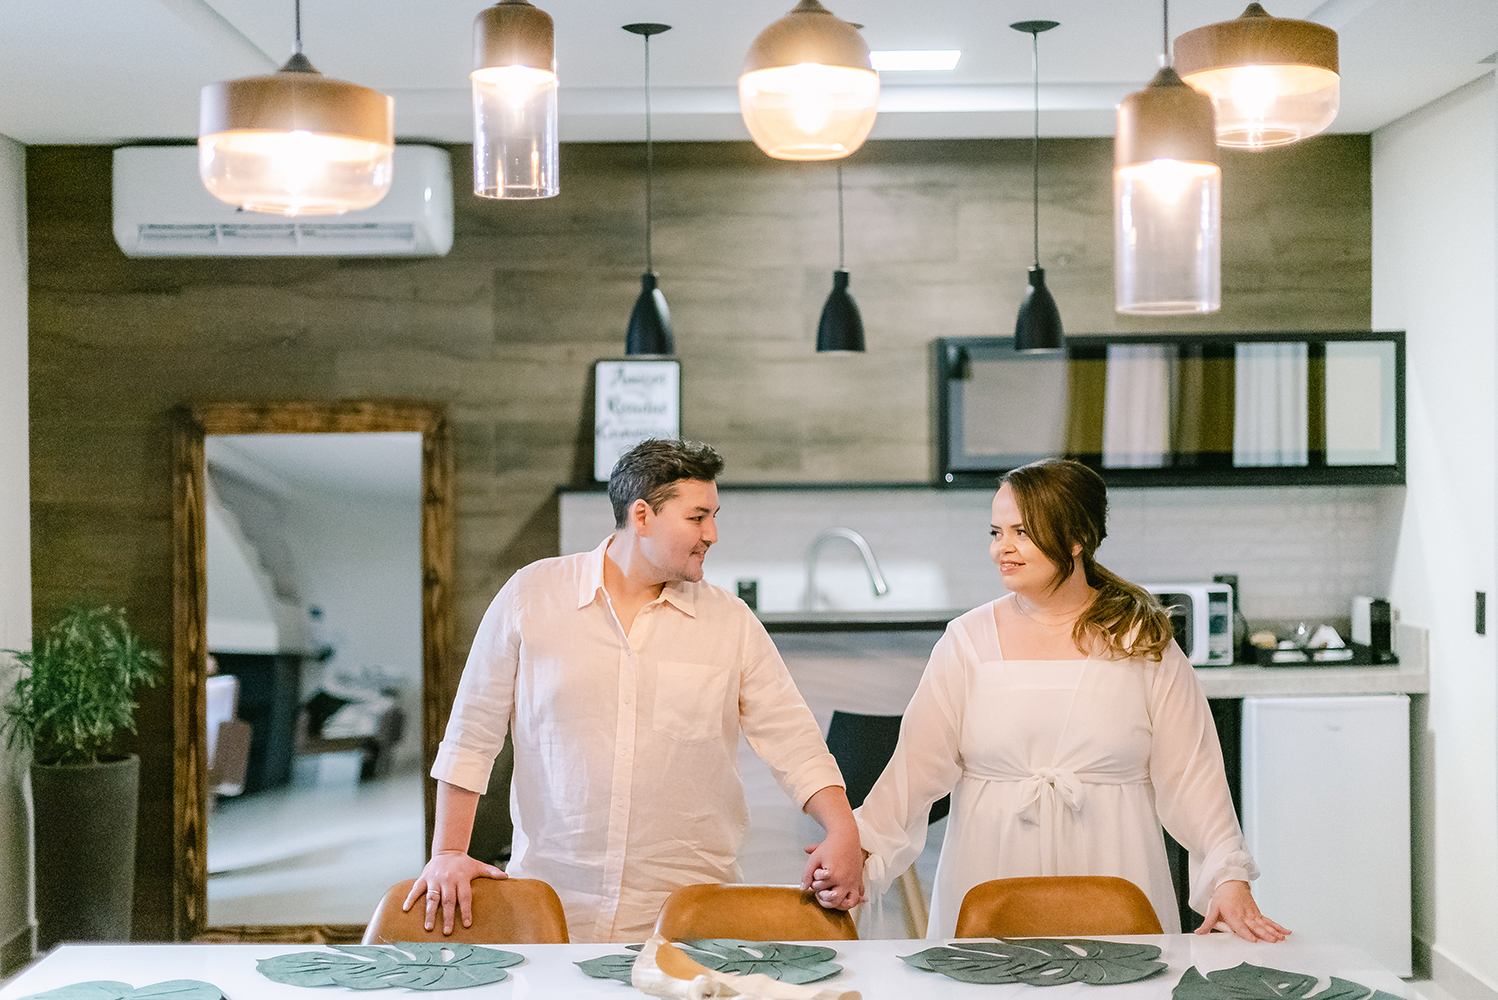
<box><xmin>773</xmin><ymin>624</ymin><xmax>1429</xmax><ymax>703</ymax></box>
<box><xmin>0</xmin><ymin>936</ymin><xmax>1413</xmax><ymax>1000</ymax></box>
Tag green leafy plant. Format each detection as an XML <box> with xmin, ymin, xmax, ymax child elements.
<box><xmin>2</xmin><ymin>606</ymin><xmax>162</xmax><ymax>765</ymax></box>
<box><xmin>901</xmin><ymin>939</ymin><xmax>1167</xmax><ymax>986</ymax></box>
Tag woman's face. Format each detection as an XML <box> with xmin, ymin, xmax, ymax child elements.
<box><xmin>990</xmin><ymin>483</ymin><xmax>1061</xmax><ymax>595</ymax></box>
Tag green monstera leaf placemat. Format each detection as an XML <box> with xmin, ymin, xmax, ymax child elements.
<box><xmin>575</xmin><ymin>953</ymin><xmax>641</xmax><ymax>985</ymax></box>
<box><xmin>901</xmin><ymin>939</ymin><xmax>1168</xmax><ymax>986</ymax></box>
<box><xmin>18</xmin><ymin>982</ymin><xmax>225</xmax><ymax>1000</ymax></box>
<box><xmin>257</xmin><ymin>942</ymin><xmax>524</xmax><ymax>991</ymax></box>
<box><xmin>1174</xmin><ymin>964</ymin><xmax>1404</xmax><ymax>1000</ymax></box>
<box><xmin>576</xmin><ymin>939</ymin><xmax>843</xmax><ymax>986</ymax></box>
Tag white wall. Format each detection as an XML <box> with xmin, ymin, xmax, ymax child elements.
<box><xmin>1374</xmin><ymin>72</ymin><xmax>1498</xmax><ymax>990</ymax></box>
<box><xmin>562</xmin><ymin>484</ymin><xmax>1404</xmax><ymax>624</ymax></box>
<box><xmin>0</xmin><ymin>134</ymin><xmax>31</xmax><ymax>968</ymax></box>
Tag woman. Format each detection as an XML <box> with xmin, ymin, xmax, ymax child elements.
<box><xmin>817</xmin><ymin>459</ymin><xmax>1286</xmax><ymax>942</ymax></box>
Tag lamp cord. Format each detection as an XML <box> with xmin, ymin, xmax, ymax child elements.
<box><xmin>1030</xmin><ymin>29</ymin><xmax>1040</xmax><ymax>269</ymax></box>
<box><xmin>294</xmin><ymin>0</ymin><xmax>302</xmax><ymax>55</ymax></box>
<box><xmin>836</xmin><ymin>164</ymin><xmax>845</xmax><ymax>271</ymax></box>
<box><xmin>1162</xmin><ymin>0</ymin><xmax>1170</xmax><ymax>65</ymax></box>
<box><xmin>644</xmin><ymin>33</ymin><xmax>654</xmax><ymax>274</ymax></box>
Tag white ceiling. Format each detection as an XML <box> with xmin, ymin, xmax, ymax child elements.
<box><xmin>0</xmin><ymin>0</ymin><xmax>1493</xmax><ymax>146</ymax></box>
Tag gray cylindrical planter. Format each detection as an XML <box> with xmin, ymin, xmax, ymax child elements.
<box><xmin>30</xmin><ymin>754</ymin><xmax>139</xmax><ymax>950</ymax></box>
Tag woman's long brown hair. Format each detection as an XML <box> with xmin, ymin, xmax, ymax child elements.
<box><xmin>1001</xmin><ymin>459</ymin><xmax>1174</xmax><ymax>661</ymax></box>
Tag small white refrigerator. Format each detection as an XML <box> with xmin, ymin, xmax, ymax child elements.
<box><xmin>1241</xmin><ymin>695</ymin><xmax>1410</xmax><ymax>975</ymax></box>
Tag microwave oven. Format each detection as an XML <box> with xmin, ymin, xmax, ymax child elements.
<box><xmin>1144</xmin><ymin>583</ymin><xmax>1234</xmax><ymax>666</ymax></box>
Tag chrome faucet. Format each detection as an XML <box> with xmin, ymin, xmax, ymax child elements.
<box><xmin>803</xmin><ymin>527</ymin><xmax>890</xmax><ymax>611</ymax></box>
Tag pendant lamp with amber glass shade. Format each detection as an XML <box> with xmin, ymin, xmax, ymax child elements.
<box><xmin>1174</xmin><ymin>3</ymin><xmax>1338</xmax><ymax>150</ymax></box>
<box><xmin>199</xmin><ymin>0</ymin><xmax>394</xmax><ymax>216</ymax></box>
<box><xmin>1114</xmin><ymin>0</ymin><xmax>1221</xmax><ymax>315</ymax></box>
<box><xmin>739</xmin><ymin>0</ymin><xmax>880</xmax><ymax>161</ymax></box>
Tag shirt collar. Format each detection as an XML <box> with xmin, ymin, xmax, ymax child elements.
<box><xmin>577</xmin><ymin>535</ymin><xmax>699</xmax><ymax>618</ymax></box>
<box><xmin>577</xmin><ymin>536</ymin><xmax>612</xmax><ymax>609</ymax></box>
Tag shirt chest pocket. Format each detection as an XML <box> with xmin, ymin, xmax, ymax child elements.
<box><xmin>651</xmin><ymin>660</ymin><xmax>732</xmax><ymax>745</ymax></box>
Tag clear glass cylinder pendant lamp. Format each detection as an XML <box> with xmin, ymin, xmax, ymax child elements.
<box><xmin>472</xmin><ymin>0</ymin><xmax>559</xmax><ymax>198</ymax></box>
<box><xmin>199</xmin><ymin>0</ymin><xmax>394</xmax><ymax>216</ymax></box>
<box><xmin>1115</xmin><ymin>1</ymin><xmax>1221</xmax><ymax>315</ymax></box>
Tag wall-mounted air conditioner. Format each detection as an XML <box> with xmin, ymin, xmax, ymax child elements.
<box><xmin>112</xmin><ymin>144</ymin><xmax>454</xmax><ymax>258</ymax></box>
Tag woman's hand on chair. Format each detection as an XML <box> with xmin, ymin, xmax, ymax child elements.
<box><xmin>403</xmin><ymin>850</ymin><xmax>507</xmax><ymax>935</ymax></box>
<box><xmin>1197</xmin><ymin>879</ymin><xmax>1290</xmax><ymax>942</ymax></box>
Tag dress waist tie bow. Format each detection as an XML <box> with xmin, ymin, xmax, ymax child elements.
<box><xmin>1015</xmin><ymin>767</ymin><xmax>1082</xmax><ymax>875</ymax></box>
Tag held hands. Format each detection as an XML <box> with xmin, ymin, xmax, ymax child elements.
<box><xmin>1197</xmin><ymin>879</ymin><xmax>1290</xmax><ymax>943</ymax></box>
<box><xmin>401</xmin><ymin>850</ymin><xmax>506</xmax><ymax>935</ymax></box>
<box><xmin>802</xmin><ymin>823</ymin><xmax>867</xmax><ymax>911</ymax></box>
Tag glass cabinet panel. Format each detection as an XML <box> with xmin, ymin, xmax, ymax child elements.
<box><xmin>936</xmin><ymin>332</ymin><xmax>1403</xmax><ymax>487</ymax></box>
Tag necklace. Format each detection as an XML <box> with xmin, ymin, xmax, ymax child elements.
<box><xmin>1013</xmin><ymin>593</ymin><xmax>1089</xmax><ymax>628</ymax></box>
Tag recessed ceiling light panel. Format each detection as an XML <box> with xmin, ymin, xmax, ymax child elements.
<box><xmin>869</xmin><ymin>49</ymin><xmax>961</xmax><ymax>71</ymax></box>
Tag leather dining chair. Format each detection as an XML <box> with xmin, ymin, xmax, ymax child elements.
<box><xmin>653</xmin><ymin>884</ymin><xmax>858</xmax><ymax>941</ymax></box>
<box><xmin>362</xmin><ymin>876</ymin><xmax>569</xmax><ymax>944</ymax></box>
<box><xmin>954</xmin><ymin>875</ymin><xmax>1164</xmax><ymax>938</ymax></box>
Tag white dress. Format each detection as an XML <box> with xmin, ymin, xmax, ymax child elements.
<box><xmin>854</xmin><ymin>601</ymin><xmax>1259</xmax><ymax>937</ymax></box>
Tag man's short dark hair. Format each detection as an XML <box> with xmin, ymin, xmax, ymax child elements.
<box><xmin>608</xmin><ymin>439</ymin><xmax>724</xmax><ymax>528</ymax></box>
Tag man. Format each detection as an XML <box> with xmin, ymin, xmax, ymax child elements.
<box><xmin>406</xmin><ymin>439</ymin><xmax>864</xmax><ymax>942</ymax></box>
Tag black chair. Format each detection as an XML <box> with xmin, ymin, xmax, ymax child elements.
<box><xmin>824</xmin><ymin>710</ymin><xmax>950</xmax><ymax>935</ymax></box>
<box><xmin>825</xmin><ymin>711</ymin><xmax>949</xmax><ymax>821</ymax></box>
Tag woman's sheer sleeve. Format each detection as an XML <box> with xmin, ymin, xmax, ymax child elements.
<box><xmin>1146</xmin><ymin>641</ymin><xmax>1260</xmax><ymax>914</ymax></box>
<box><xmin>854</xmin><ymin>623</ymin><xmax>969</xmax><ymax>896</ymax></box>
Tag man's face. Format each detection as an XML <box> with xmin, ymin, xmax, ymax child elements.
<box><xmin>637</xmin><ymin>479</ymin><xmax>720</xmax><ymax>583</ymax></box>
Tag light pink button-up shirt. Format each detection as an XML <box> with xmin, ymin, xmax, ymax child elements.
<box><xmin>432</xmin><ymin>537</ymin><xmax>845</xmax><ymax>942</ymax></box>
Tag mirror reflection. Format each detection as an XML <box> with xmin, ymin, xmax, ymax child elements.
<box><xmin>203</xmin><ymin>432</ymin><xmax>424</xmax><ymax>927</ymax></box>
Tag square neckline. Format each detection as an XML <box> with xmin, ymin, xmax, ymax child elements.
<box><xmin>988</xmin><ymin>595</ymin><xmax>1098</xmax><ymax>664</ymax></box>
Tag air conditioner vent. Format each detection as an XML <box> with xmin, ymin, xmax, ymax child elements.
<box><xmin>114</xmin><ymin>146</ymin><xmax>453</xmax><ymax>258</ymax></box>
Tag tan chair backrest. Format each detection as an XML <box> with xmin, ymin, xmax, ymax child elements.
<box><xmin>362</xmin><ymin>877</ymin><xmax>569</xmax><ymax>945</ymax></box>
<box><xmin>954</xmin><ymin>876</ymin><xmax>1164</xmax><ymax>938</ymax></box>
<box><xmin>653</xmin><ymin>884</ymin><xmax>858</xmax><ymax>941</ymax></box>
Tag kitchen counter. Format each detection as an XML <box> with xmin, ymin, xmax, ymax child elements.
<box><xmin>758</xmin><ymin>609</ymin><xmax>965</xmax><ymax>632</ymax></box>
<box><xmin>766</xmin><ymin>619</ymin><xmax>1430</xmax><ymax>701</ymax></box>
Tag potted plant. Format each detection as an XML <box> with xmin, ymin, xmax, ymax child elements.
<box><xmin>2</xmin><ymin>605</ymin><xmax>161</xmax><ymax>950</ymax></box>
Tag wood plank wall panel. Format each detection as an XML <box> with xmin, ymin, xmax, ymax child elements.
<box><xmin>26</xmin><ymin>136</ymin><xmax>1371</xmax><ymax>940</ymax></box>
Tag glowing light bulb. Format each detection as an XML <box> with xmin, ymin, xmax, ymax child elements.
<box><xmin>1227</xmin><ymin>64</ymin><xmax>1277</xmax><ymax>121</ymax></box>
<box><xmin>738</xmin><ymin>63</ymin><xmax>878</xmax><ymax>160</ymax></box>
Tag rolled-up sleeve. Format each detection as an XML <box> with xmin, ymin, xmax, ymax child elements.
<box><xmin>431</xmin><ymin>581</ymin><xmax>523</xmax><ymax>794</ymax></box>
<box><xmin>737</xmin><ymin>621</ymin><xmax>844</xmax><ymax>809</ymax></box>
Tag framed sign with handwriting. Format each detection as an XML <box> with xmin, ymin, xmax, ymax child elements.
<box><xmin>594</xmin><ymin>359</ymin><xmax>681</xmax><ymax>481</ymax></box>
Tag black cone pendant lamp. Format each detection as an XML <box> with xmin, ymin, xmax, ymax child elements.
<box><xmin>817</xmin><ymin>164</ymin><xmax>865</xmax><ymax>353</ymax></box>
<box><xmin>624</xmin><ymin>23</ymin><xmax>674</xmax><ymax>355</ymax></box>
<box><xmin>1012</xmin><ymin>20</ymin><xmax>1064</xmax><ymax>353</ymax></box>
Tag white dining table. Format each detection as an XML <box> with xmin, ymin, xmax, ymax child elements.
<box><xmin>0</xmin><ymin>936</ymin><xmax>1413</xmax><ymax>1000</ymax></box>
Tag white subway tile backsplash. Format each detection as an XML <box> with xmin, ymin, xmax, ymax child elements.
<box><xmin>560</xmin><ymin>484</ymin><xmax>1404</xmax><ymax>623</ymax></box>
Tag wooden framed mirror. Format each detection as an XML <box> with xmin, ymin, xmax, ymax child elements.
<box><xmin>171</xmin><ymin>401</ymin><xmax>452</xmax><ymax>941</ymax></box>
